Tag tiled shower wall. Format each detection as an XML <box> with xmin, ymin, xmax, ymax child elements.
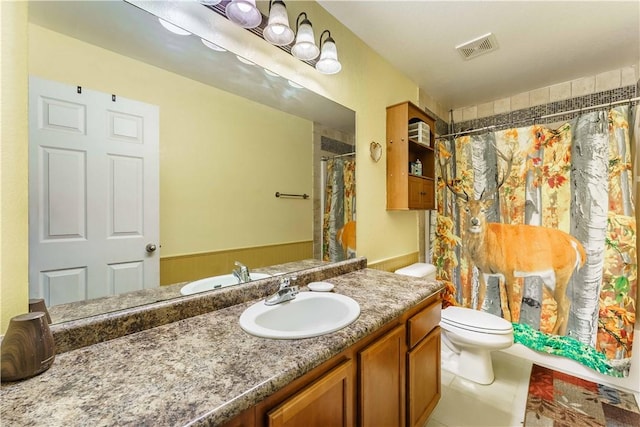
<box><xmin>419</xmin><ymin>65</ymin><xmax>639</xmax><ymax>135</ymax></box>
<box><xmin>447</xmin><ymin>65</ymin><xmax>640</xmax><ymax>131</ymax></box>
<box><xmin>451</xmin><ymin>84</ymin><xmax>637</xmax><ymax>134</ymax></box>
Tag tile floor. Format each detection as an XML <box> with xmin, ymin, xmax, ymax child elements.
<box><xmin>425</xmin><ymin>351</ymin><xmax>534</xmax><ymax>427</ymax></box>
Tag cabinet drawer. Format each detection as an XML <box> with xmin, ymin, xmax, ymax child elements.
<box><xmin>407</xmin><ymin>302</ymin><xmax>441</xmax><ymax>349</ymax></box>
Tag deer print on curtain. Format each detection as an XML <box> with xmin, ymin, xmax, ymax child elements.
<box><xmin>435</xmin><ymin>106</ymin><xmax>637</xmax><ymax>378</ymax></box>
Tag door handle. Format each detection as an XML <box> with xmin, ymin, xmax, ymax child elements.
<box><xmin>146</xmin><ymin>243</ymin><xmax>157</xmax><ymax>253</ymax></box>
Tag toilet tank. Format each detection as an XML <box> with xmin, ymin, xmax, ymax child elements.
<box><xmin>394</xmin><ymin>263</ymin><xmax>436</xmax><ymax>280</ymax></box>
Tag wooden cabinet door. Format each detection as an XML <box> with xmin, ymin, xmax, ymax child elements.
<box><xmin>407</xmin><ymin>328</ymin><xmax>441</xmax><ymax>427</ymax></box>
<box><xmin>408</xmin><ymin>176</ymin><xmax>424</xmax><ymax>210</ymax></box>
<box><xmin>408</xmin><ymin>177</ymin><xmax>434</xmax><ymax>210</ymax></box>
<box><xmin>422</xmin><ymin>179</ymin><xmax>435</xmax><ymax>210</ymax></box>
<box><xmin>267</xmin><ymin>360</ymin><xmax>354</xmax><ymax>427</ymax></box>
<box><xmin>359</xmin><ymin>325</ymin><xmax>406</xmax><ymax>427</ymax></box>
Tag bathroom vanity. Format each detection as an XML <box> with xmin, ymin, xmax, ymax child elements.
<box><xmin>1</xmin><ymin>265</ymin><xmax>443</xmax><ymax>426</ymax></box>
<box><xmin>229</xmin><ymin>287</ymin><xmax>442</xmax><ymax>427</ymax></box>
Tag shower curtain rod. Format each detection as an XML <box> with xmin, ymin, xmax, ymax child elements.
<box><xmin>436</xmin><ymin>95</ymin><xmax>640</xmax><ymax>140</ymax></box>
<box><xmin>321</xmin><ymin>151</ymin><xmax>356</xmax><ymax>161</ymax></box>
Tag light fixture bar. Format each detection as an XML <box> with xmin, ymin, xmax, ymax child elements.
<box><xmin>202</xmin><ymin>0</ymin><xmax>318</xmax><ymax>67</ymax></box>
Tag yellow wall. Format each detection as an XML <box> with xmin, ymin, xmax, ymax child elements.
<box><xmin>271</xmin><ymin>2</ymin><xmax>421</xmax><ymax>264</ymax></box>
<box><xmin>1</xmin><ymin>1</ymin><xmax>30</xmax><ymax>334</ymax></box>
<box><xmin>0</xmin><ymin>1</ymin><xmax>421</xmax><ymax>332</ymax></box>
<box><xmin>165</xmin><ymin>0</ymin><xmax>422</xmax><ymax>264</ymax></box>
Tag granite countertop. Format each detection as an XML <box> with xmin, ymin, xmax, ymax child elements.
<box><xmin>1</xmin><ymin>269</ymin><xmax>443</xmax><ymax>426</ymax></box>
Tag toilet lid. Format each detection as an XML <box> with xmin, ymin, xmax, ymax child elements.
<box><xmin>441</xmin><ymin>306</ymin><xmax>512</xmax><ymax>335</ymax></box>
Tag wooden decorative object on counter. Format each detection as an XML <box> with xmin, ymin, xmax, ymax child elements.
<box><xmin>1</xmin><ymin>312</ymin><xmax>56</xmax><ymax>382</ymax></box>
<box><xmin>28</xmin><ymin>298</ymin><xmax>52</xmax><ymax>324</ymax></box>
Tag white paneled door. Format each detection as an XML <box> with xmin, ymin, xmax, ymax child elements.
<box><xmin>29</xmin><ymin>76</ymin><xmax>159</xmax><ymax>306</ymax></box>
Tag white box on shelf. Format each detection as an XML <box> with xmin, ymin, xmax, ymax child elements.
<box><xmin>408</xmin><ymin>121</ymin><xmax>430</xmax><ymax>146</ymax></box>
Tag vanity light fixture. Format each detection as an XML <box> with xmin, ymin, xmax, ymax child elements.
<box><xmin>200</xmin><ymin>3</ymin><xmax>341</xmax><ymax>74</ymax></box>
<box><xmin>291</xmin><ymin>12</ymin><xmax>319</xmax><ymax>61</ymax></box>
<box><xmin>263</xmin><ymin>0</ymin><xmax>294</xmax><ymax>46</ymax></box>
<box><xmin>158</xmin><ymin>18</ymin><xmax>191</xmax><ymax>36</ymax></box>
<box><xmin>225</xmin><ymin>0</ymin><xmax>262</xmax><ymax>29</ymax></box>
<box><xmin>315</xmin><ymin>30</ymin><xmax>341</xmax><ymax>74</ymax></box>
<box><xmin>201</xmin><ymin>38</ymin><xmax>227</xmax><ymax>52</ymax></box>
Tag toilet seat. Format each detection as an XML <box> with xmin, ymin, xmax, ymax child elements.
<box><xmin>441</xmin><ymin>306</ymin><xmax>512</xmax><ymax>335</ymax></box>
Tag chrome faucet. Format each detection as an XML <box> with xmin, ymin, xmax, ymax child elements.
<box><xmin>264</xmin><ymin>276</ymin><xmax>299</xmax><ymax>306</ymax></box>
<box><xmin>232</xmin><ymin>261</ymin><xmax>251</xmax><ymax>283</ymax></box>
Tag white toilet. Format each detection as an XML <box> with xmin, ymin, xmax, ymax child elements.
<box><xmin>440</xmin><ymin>306</ymin><xmax>513</xmax><ymax>385</ymax></box>
<box><xmin>394</xmin><ymin>263</ymin><xmax>513</xmax><ymax>385</ymax></box>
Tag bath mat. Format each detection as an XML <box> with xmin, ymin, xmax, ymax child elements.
<box><xmin>524</xmin><ymin>364</ymin><xmax>640</xmax><ymax>426</ymax></box>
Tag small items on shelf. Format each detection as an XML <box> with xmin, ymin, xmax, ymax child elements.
<box><xmin>409</xmin><ymin>121</ymin><xmax>431</xmax><ymax>146</ymax></box>
<box><xmin>409</xmin><ymin>159</ymin><xmax>423</xmax><ymax>176</ymax></box>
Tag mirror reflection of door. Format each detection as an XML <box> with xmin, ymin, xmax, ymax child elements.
<box><xmin>28</xmin><ymin>77</ymin><xmax>160</xmax><ymax>306</ymax></box>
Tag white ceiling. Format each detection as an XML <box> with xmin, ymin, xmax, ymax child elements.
<box><xmin>318</xmin><ymin>0</ymin><xmax>640</xmax><ymax>110</ymax></box>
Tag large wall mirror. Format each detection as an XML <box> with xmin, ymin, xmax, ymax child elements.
<box><xmin>27</xmin><ymin>0</ymin><xmax>356</xmax><ymax>324</ymax></box>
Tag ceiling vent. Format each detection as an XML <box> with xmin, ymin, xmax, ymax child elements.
<box><xmin>456</xmin><ymin>33</ymin><xmax>498</xmax><ymax>60</ymax></box>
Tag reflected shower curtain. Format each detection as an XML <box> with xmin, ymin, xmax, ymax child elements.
<box><xmin>323</xmin><ymin>158</ymin><xmax>356</xmax><ymax>262</ymax></box>
<box><xmin>435</xmin><ymin>106</ymin><xmax>637</xmax><ymax>377</ymax></box>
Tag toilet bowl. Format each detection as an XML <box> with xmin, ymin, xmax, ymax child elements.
<box><xmin>440</xmin><ymin>306</ymin><xmax>513</xmax><ymax>385</ymax></box>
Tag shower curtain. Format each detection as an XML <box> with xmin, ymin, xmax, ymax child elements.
<box><xmin>435</xmin><ymin>106</ymin><xmax>637</xmax><ymax>377</ymax></box>
<box><xmin>322</xmin><ymin>157</ymin><xmax>356</xmax><ymax>262</ymax></box>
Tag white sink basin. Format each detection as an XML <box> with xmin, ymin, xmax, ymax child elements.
<box><xmin>239</xmin><ymin>292</ymin><xmax>360</xmax><ymax>339</ymax></box>
<box><xmin>180</xmin><ymin>273</ymin><xmax>271</xmax><ymax>295</ymax></box>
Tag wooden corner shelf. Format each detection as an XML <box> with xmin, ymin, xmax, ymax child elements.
<box><xmin>386</xmin><ymin>101</ymin><xmax>436</xmax><ymax>210</ymax></box>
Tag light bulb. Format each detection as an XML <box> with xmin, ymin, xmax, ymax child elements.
<box><xmin>316</xmin><ymin>33</ymin><xmax>341</xmax><ymax>74</ymax></box>
<box><xmin>291</xmin><ymin>18</ymin><xmax>319</xmax><ymax>60</ymax></box>
<box><xmin>264</xmin><ymin>1</ymin><xmax>294</xmax><ymax>46</ymax></box>
<box><xmin>225</xmin><ymin>0</ymin><xmax>262</xmax><ymax>29</ymax></box>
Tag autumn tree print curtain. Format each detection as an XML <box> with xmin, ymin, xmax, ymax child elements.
<box><xmin>322</xmin><ymin>158</ymin><xmax>356</xmax><ymax>262</ymax></box>
<box><xmin>435</xmin><ymin>106</ymin><xmax>637</xmax><ymax>377</ymax></box>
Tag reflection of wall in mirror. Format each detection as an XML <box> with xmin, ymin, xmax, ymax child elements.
<box><xmin>28</xmin><ymin>23</ymin><xmax>315</xmax><ymax>284</ymax></box>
